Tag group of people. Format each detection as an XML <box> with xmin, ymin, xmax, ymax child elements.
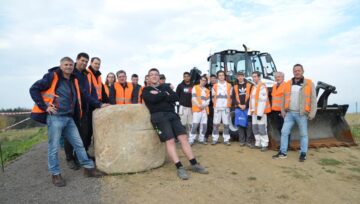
<box><xmin>29</xmin><ymin>52</ymin><xmax>317</xmax><ymax>186</ymax></box>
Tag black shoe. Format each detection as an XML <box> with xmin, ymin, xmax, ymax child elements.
<box><xmin>67</xmin><ymin>160</ymin><xmax>80</xmax><ymax>170</ymax></box>
<box><xmin>272</xmin><ymin>152</ymin><xmax>287</xmax><ymax>159</ymax></box>
<box><xmin>299</xmin><ymin>152</ymin><xmax>307</xmax><ymax>162</ymax></box>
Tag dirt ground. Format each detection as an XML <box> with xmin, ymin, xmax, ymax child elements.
<box><xmin>100</xmin><ymin>142</ymin><xmax>360</xmax><ymax>204</ymax></box>
<box><xmin>1</xmin><ymin>141</ymin><xmax>359</xmax><ymax>204</ymax></box>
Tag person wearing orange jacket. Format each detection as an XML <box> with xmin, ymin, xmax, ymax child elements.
<box><xmin>271</xmin><ymin>72</ymin><xmax>286</xmax><ymax>136</ymax></box>
<box><xmin>248</xmin><ymin>71</ymin><xmax>271</xmax><ymax>152</ymax></box>
<box><xmin>29</xmin><ymin>57</ymin><xmax>105</xmax><ymax>187</ymax></box>
<box><xmin>273</xmin><ymin>64</ymin><xmax>317</xmax><ymax>162</ymax></box>
<box><xmin>111</xmin><ymin>70</ymin><xmax>137</xmax><ymax>105</ymax></box>
<box><xmin>211</xmin><ymin>70</ymin><xmax>233</xmax><ymax>146</ymax></box>
<box><xmin>189</xmin><ymin>75</ymin><xmax>210</xmax><ymax>145</ymax></box>
<box><xmin>87</xmin><ymin>57</ymin><xmax>109</xmax><ymax>103</ymax></box>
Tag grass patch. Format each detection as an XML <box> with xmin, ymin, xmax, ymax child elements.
<box><xmin>0</xmin><ymin>127</ymin><xmax>47</xmax><ymax>164</ymax></box>
<box><xmin>325</xmin><ymin>169</ymin><xmax>336</xmax><ymax>174</ymax></box>
<box><xmin>319</xmin><ymin>158</ymin><xmax>342</xmax><ymax>166</ymax></box>
<box><xmin>350</xmin><ymin>124</ymin><xmax>360</xmax><ymax>144</ymax></box>
<box><xmin>348</xmin><ymin>167</ymin><xmax>360</xmax><ymax>173</ymax></box>
<box><xmin>247</xmin><ymin>176</ymin><xmax>257</xmax><ymax>181</ymax></box>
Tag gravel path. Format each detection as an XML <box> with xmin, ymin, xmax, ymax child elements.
<box><xmin>0</xmin><ymin>142</ymin><xmax>101</xmax><ymax>204</ymax></box>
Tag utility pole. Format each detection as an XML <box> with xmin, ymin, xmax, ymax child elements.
<box><xmin>356</xmin><ymin>101</ymin><xmax>358</xmax><ymax>114</ymax></box>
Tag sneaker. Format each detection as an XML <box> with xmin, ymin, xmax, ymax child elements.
<box><xmin>260</xmin><ymin>147</ymin><xmax>268</xmax><ymax>152</ymax></box>
<box><xmin>239</xmin><ymin>142</ymin><xmax>246</xmax><ymax>147</ymax></box>
<box><xmin>211</xmin><ymin>141</ymin><xmax>217</xmax><ymax>145</ymax></box>
<box><xmin>299</xmin><ymin>152</ymin><xmax>307</xmax><ymax>162</ymax></box>
<box><xmin>67</xmin><ymin>160</ymin><xmax>80</xmax><ymax>170</ymax></box>
<box><xmin>177</xmin><ymin>167</ymin><xmax>189</xmax><ymax>180</ymax></box>
<box><xmin>247</xmin><ymin>143</ymin><xmax>255</xmax><ymax>149</ymax></box>
<box><xmin>190</xmin><ymin>163</ymin><xmax>209</xmax><ymax>174</ymax></box>
<box><xmin>272</xmin><ymin>152</ymin><xmax>287</xmax><ymax>159</ymax></box>
<box><xmin>223</xmin><ymin>141</ymin><xmax>231</xmax><ymax>146</ymax></box>
<box><xmin>52</xmin><ymin>174</ymin><xmax>66</xmax><ymax>187</ymax></box>
<box><xmin>189</xmin><ymin>142</ymin><xmax>194</xmax><ymax>146</ymax></box>
<box><xmin>199</xmin><ymin>141</ymin><xmax>208</xmax><ymax>145</ymax></box>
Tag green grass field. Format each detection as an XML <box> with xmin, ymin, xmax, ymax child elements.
<box><xmin>346</xmin><ymin>113</ymin><xmax>360</xmax><ymax>143</ymax></box>
<box><xmin>0</xmin><ymin>127</ymin><xmax>47</xmax><ymax>164</ymax></box>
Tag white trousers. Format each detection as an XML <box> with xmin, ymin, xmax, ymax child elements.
<box><xmin>189</xmin><ymin>110</ymin><xmax>208</xmax><ymax>143</ymax></box>
<box><xmin>179</xmin><ymin>106</ymin><xmax>193</xmax><ymax>132</ymax></box>
<box><xmin>212</xmin><ymin>108</ymin><xmax>230</xmax><ymax>142</ymax></box>
<box><xmin>252</xmin><ymin>114</ymin><xmax>269</xmax><ymax>147</ymax></box>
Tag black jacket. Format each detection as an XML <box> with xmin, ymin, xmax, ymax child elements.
<box><xmin>176</xmin><ymin>81</ymin><xmax>193</xmax><ymax>107</ymax></box>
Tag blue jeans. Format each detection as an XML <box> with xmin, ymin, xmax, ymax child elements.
<box><xmin>47</xmin><ymin>115</ymin><xmax>94</xmax><ymax>175</ymax></box>
<box><xmin>280</xmin><ymin>112</ymin><xmax>308</xmax><ymax>154</ymax></box>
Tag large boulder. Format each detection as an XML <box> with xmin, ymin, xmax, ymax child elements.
<box><xmin>93</xmin><ymin>104</ymin><xmax>165</xmax><ymax>174</ymax></box>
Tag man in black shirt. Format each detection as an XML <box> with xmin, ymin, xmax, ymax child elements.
<box><xmin>142</xmin><ymin>68</ymin><xmax>209</xmax><ymax>180</ymax></box>
<box><xmin>233</xmin><ymin>72</ymin><xmax>254</xmax><ymax>147</ymax></box>
<box><xmin>176</xmin><ymin>72</ymin><xmax>193</xmax><ymax>132</ymax></box>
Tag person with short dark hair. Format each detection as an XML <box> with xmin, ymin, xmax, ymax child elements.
<box><xmin>273</xmin><ymin>64</ymin><xmax>317</xmax><ymax>162</ymax></box>
<box><xmin>249</xmin><ymin>71</ymin><xmax>271</xmax><ymax>151</ymax></box>
<box><xmin>176</xmin><ymin>72</ymin><xmax>193</xmax><ymax>132</ymax></box>
<box><xmin>211</xmin><ymin>70</ymin><xmax>233</xmax><ymax>146</ymax></box>
<box><xmin>205</xmin><ymin>74</ymin><xmax>217</xmax><ymax>140</ymax></box>
<box><xmin>233</xmin><ymin>71</ymin><xmax>254</xmax><ymax>147</ymax></box>
<box><xmin>159</xmin><ymin>74</ymin><xmax>175</xmax><ymax>89</ymax></box>
<box><xmin>142</xmin><ymin>68</ymin><xmax>208</xmax><ymax>180</ymax></box>
<box><xmin>64</xmin><ymin>53</ymin><xmax>108</xmax><ymax>169</ymax></box>
<box><xmin>29</xmin><ymin>57</ymin><xmax>104</xmax><ymax>187</ymax></box>
<box><xmin>110</xmin><ymin>70</ymin><xmax>137</xmax><ymax>105</ymax></box>
<box><xmin>131</xmin><ymin>73</ymin><xmax>142</xmax><ymax>104</ymax></box>
<box><xmin>189</xmin><ymin>75</ymin><xmax>210</xmax><ymax>145</ymax></box>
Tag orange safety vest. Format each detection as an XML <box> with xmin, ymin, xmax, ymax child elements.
<box><xmin>234</xmin><ymin>82</ymin><xmax>251</xmax><ymax>105</ymax></box>
<box><xmin>284</xmin><ymin>78</ymin><xmax>313</xmax><ymax>113</ymax></box>
<box><xmin>87</xmin><ymin>68</ymin><xmax>103</xmax><ymax>100</ymax></box>
<box><xmin>192</xmin><ymin>85</ymin><xmax>210</xmax><ymax>114</ymax></box>
<box><xmin>31</xmin><ymin>72</ymin><xmax>82</xmax><ymax>117</ymax></box>
<box><xmin>249</xmin><ymin>82</ymin><xmax>271</xmax><ymax>115</ymax></box>
<box><xmin>213</xmin><ymin>82</ymin><xmax>232</xmax><ymax>108</ymax></box>
<box><xmin>271</xmin><ymin>82</ymin><xmax>286</xmax><ymax>111</ymax></box>
<box><xmin>114</xmin><ymin>82</ymin><xmax>133</xmax><ymax>105</ymax></box>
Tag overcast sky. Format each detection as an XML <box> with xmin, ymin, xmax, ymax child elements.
<box><xmin>0</xmin><ymin>0</ymin><xmax>359</xmax><ymax>112</ymax></box>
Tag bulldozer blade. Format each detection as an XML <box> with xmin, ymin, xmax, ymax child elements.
<box><xmin>268</xmin><ymin>105</ymin><xmax>357</xmax><ymax>150</ymax></box>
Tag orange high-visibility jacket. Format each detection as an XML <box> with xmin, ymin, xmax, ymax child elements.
<box><xmin>192</xmin><ymin>85</ymin><xmax>210</xmax><ymax>113</ymax></box>
<box><xmin>249</xmin><ymin>82</ymin><xmax>271</xmax><ymax>115</ymax></box>
<box><xmin>31</xmin><ymin>72</ymin><xmax>82</xmax><ymax>117</ymax></box>
<box><xmin>284</xmin><ymin>78</ymin><xmax>313</xmax><ymax>113</ymax></box>
<box><xmin>114</xmin><ymin>82</ymin><xmax>133</xmax><ymax>105</ymax></box>
<box><xmin>87</xmin><ymin>68</ymin><xmax>103</xmax><ymax>100</ymax></box>
<box><xmin>271</xmin><ymin>82</ymin><xmax>286</xmax><ymax>111</ymax></box>
<box><xmin>213</xmin><ymin>82</ymin><xmax>232</xmax><ymax>108</ymax></box>
<box><xmin>234</xmin><ymin>82</ymin><xmax>252</xmax><ymax>105</ymax></box>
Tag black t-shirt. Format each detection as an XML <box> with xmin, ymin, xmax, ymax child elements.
<box><xmin>142</xmin><ymin>84</ymin><xmax>179</xmax><ymax>114</ymax></box>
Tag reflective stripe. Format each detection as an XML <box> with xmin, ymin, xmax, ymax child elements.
<box><xmin>41</xmin><ymin>93</ymin><xmax>55</xmax><ymax>99</ymax></box>
<box><xmin>216</xmin><ymin>95</ymin><xmax>228</xmax><ymax>99</ymax></box>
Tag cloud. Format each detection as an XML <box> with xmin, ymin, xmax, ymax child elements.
<box><xmin>0</xmin><ymin>0</ymin><xmax>359</xmax><ymax>111</ymax></box>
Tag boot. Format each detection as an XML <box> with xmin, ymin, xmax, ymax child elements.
<box><xmin>52</xmin><ymin>174</ymin><xmax>66</xmax><ymax>187</ymax></box>
<box><xmin>84</xmin><ymin>168</ymin><xmax>105</xmax><ymax>178</ymax></box>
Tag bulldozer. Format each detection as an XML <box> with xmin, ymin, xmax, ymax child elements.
<box><xmin>205</xmin><ymin>45</ymin><xmax>356</xmax><ymax>149</ymax></box>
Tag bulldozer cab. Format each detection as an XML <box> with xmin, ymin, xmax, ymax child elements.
<box><xmin>207</xmin><ymin>48</ymin><xmax>276</xmax><ymax>86</ymax></box>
